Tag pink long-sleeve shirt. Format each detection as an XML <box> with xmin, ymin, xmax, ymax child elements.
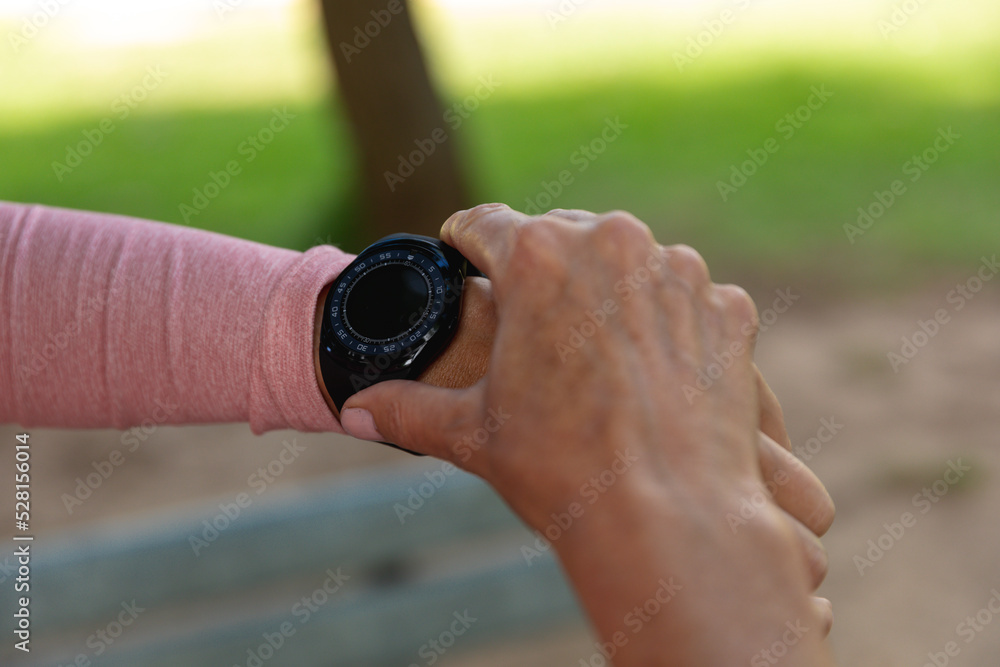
<box><xmin>0</xmin><ymin>202</ymin><xmax>351</xmax><ymax>434</ymax></box>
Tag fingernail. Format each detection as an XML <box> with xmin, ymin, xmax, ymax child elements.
<box><xmin>341</xmin><ymin>408</ymin><xmax>384</xmax><ymax>441</ymax></box>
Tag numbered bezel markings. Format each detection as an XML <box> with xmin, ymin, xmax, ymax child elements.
<box><xmin>330</xmin><ymin>248</ymin><xmax>450</xmax><ymax>357</ymax></box>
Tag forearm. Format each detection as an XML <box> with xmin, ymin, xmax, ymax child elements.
<box><xmin>552</xmin><ymin>479</ymin><xmax>836</xmax><ymax>666</ymax></box>
<box><xmin>0</xmin><ymin>202</ymin><xmax>351</xmax><ymax>433</ymax></box>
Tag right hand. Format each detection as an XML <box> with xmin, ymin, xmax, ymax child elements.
<box><xmin>342</xmin><ymin>204</ymin><xmax>836</xmax><ymax>664</ymax></box>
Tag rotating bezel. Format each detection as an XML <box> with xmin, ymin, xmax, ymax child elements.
<box><xmin>321</xmin><ymin>237</ymin><xmax>466</xmax><ymax>375</ymax></box>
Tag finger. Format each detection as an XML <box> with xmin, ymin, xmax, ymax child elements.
<box><xmin>812</xmin><ymin>596</ymin><xmax>834</xmax><ymax>638</ymax></box>
<box><xmin>759</xmin><ymin>432</ymin><xmax>836</xmax><ymax>537</ymax></box>
<box><xmin>662</xmin><ymin>244</ymin><xmax>712</xmax><ymax>294</ymax></box>
<box><xmin>543</xmin><ymin>208</ymin><xmax>597</xmax><ymax>223</ymax></box>
<box><xmin>648</xmin><ymin>245</ymin><xmax>713</xmax><ymax>363</ymax></box>
<box><xmin>342</xmin><ymin>381</ymin><xmax>486</xmax><ymax>472</ymax></box>
<box><xmin>782</xmin><ymin>506</ymin><xmax>829</xmax><ymax>590</ymax></box>
<box><xmin>701</xmin><ymin>283</ymin><xmax>760</xmax><ymax>400</ymax></box>
<box><xmin>757</xmin><ymin>366</ymin><xmax>791</xmax><ymax>450</ymax></box>
<box><xmin>713</xmin><ymin>283</ymin><xmax>758</xmax><ymax>351</ymax></box>
<box><xmin>440</xmin><ymin>204</ymin><xmax>527</xmax><ymax>283</ymax></box>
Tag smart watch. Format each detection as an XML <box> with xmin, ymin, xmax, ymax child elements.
<box><xmin>318</xmin><ymin>234</ymin><xmax>480</xmax><ymax>418</ymax></box>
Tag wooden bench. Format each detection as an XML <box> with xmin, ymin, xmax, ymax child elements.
<box><xmin>1</xmin><ymin>464</ymin><xmax>583</xmax><ymax>666</ymax></box>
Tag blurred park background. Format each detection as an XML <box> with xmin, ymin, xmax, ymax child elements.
<box><xmin>1</xmin><ymin>0</ymin><xmax>999</xmax><ymax>665</ymax></box>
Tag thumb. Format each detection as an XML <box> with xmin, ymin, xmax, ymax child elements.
<box><xmin>341</xmin><ymin>380</ymin><xmax>484</xmax><ymax>467</ymax></box>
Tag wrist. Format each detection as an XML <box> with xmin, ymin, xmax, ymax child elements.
<box><xmin>543</xmin><ymin>478</ymin><xmax>834</xmax><ymax>666</ymax></box>
<box><xmin>314</xmin><ymin>234</ymin><xmax>475</xmax><ymax>415</ymax></box>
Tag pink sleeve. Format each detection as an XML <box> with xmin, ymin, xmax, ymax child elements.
<box><xmin>0</xmin><ymin>202</ymin><xmax>353</xmax><ymax>434</ymax></box>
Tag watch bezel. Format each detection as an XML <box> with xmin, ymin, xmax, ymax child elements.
<box><xmin>319</xmin><ymin>235</ymin><xmax>468</xmax><ymax>399</ymax></box>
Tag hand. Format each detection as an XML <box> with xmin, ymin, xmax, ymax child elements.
<box><xmin>339</xmin><ymin>205</ymin><xmax>836</xmax><ymax>665</ymax></box>
<box><xmin>314</xmin><ymin>234</ymin><xmax>835</xmax><ymax>563</ymax></box>
<box><xmin>321</xmin><ymin>216</ymin><xmax>834</xmax><ymax>588</ymax></box>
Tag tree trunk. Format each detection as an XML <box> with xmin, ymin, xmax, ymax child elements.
<box><xmin>319</xmin><ymin>0</ymin><xmax>469</xmax><ymax>247</ymax></box>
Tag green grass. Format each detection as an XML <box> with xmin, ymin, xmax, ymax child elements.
<box><xmin>465</xmin><ymin>66</ymin><xmax>1000</xmax><ymax>286</ymax></box>
<box><xmin>1</xmin><ymin>3</ymin><xmax>998</xmax><ymax>288</ymax></box>
<box><xmin>2</xmin><ymin>104</ymin><xmax>354</xmax><ymax>250</ymax></box>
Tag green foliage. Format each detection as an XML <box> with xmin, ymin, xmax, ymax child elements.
<box><xmin>1</xmin><ymin>5</ymin><xmax>997</xmax><ymax>287</ymax></box>
<box><xmin>3</xmin><ymin>105</ymin><xmax>353</xmax><ymax>251</ymax></box>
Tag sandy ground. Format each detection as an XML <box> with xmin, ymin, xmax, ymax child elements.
<box><xmin>2</xmin><ymin>280</ymin><xmax>999</xmax><ymax>666</ymax></box>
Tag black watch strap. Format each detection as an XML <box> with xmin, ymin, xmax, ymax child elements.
<box><xmin>319</xmin><ymin>356</ymin><xmax>422</xmax><ymax>456</ymax></box>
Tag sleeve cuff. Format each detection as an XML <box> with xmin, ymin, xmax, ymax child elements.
<box><xmin>250</xmin><ymin>245</ymin><xmax>354</xmax><ymax>434</ymax></box>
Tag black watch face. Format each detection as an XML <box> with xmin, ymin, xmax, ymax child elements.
<box><xmin>329</xmin><ymin>246</ymin><xmax>454</xmax><ymax>357</ymax></box>
<box><xmin>345</xmin><ymin>263</ymin><xmax>430</xmax><ymax>341</ymax></box>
